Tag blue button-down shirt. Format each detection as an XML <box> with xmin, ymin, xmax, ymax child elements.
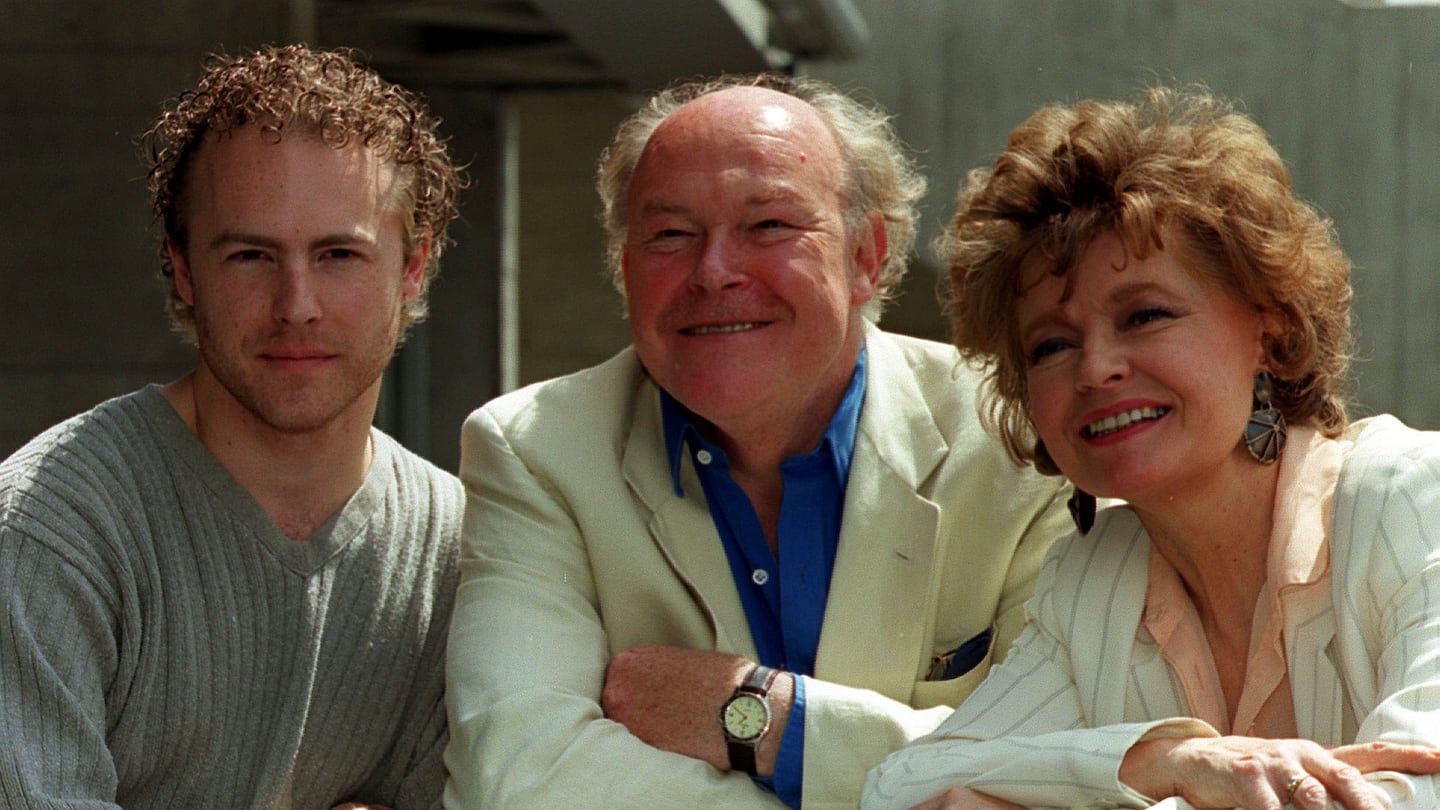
<box><xmin>660</xmin><ymin>346</ymin><xmax>866</xmax><ymax>807</ymax></box>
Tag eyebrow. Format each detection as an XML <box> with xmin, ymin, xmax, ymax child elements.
<box><xmin>206</xmin><ymin>231</ymin><xmax>377</xmax><ymax>251</ymax></box>
<box><xmin>1022</xmin><ymin>275</ymin><xmax>1181</xmax><ymax>331</ymax></box>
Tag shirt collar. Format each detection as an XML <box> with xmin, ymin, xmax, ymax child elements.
<box><xmin>660</xmin><ymin>343</ymin><xmax>868</xmax><ymax>497</ymax></box>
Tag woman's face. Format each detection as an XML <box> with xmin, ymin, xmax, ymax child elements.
<box><xmin>1016</xmin><ymin>232</ymin><xmax>1270</xmax><ymax>507</ymax></box>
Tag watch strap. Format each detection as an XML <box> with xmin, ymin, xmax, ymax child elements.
<box><xmin>742</xmin><ymin>663</ymin><xmax>779</xmax><ymax>694</ymax></box>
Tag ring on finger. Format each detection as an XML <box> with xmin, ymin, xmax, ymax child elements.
<box><xmin>1285</xmin><ymin>774</ymin><xmax>1307</xmax><ymax>798</ymax></box>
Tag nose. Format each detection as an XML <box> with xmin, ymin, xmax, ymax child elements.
<box><xmin>1075</xmin><ymin>335</ymin><xmax>1129</xmax><ymax>393</ymax></box>
<box><xmin>272</xmin><ymin>262</ymin><xmax>322</xmax><ymax>325</ymax></box>
<box><xmin>689</xmin><ymin>232</ymin><xmax>747</xmax><ymax>293</ymax></box>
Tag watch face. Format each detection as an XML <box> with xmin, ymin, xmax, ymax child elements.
<box><xmin>723</xmin><ymin>693</ymin><xmax>769</xmax><ymax>741</ymax></box>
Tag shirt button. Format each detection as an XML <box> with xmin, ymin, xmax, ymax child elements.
<box><xmin>752</xmin><ymin>569</ymin><xmax>769</xmax><ymax>586</ymax></box>
<box><xmin>695</xmin><ymin>449</ymin><xmax>713</xmax><ymax>465</ymax></box>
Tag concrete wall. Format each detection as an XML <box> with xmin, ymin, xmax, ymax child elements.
<box><xmin>805</xmin><ymin>0</ymin><xmax>1440</xmax><ymax>428</ymax></box>
<box><xmin>0</xmin><ymin>0</ymin><xmax>298</xmax><ymax>458</ymax></box>
<box><xmin>4</xmin><ymin>0</ymin><xmax>1438</xmax><ymax>470</ymax></box>
<box><xmin>0</xmin><ymin>1</ymin><xmax>505</xmax><ymax>472</ymax></box>
<box><xmin>509</xmin><ymin>90</ymin><xmax>634</xmax><ymax>385</ymax></box>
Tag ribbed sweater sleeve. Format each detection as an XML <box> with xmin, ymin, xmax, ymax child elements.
<box><xmin>1</xmin><ymin>395</ymin><xmax>151</xmax><ymax>809</ymax></box>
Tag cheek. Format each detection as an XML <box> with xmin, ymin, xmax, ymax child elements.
<box><xmin>623</xmin><ymin>284</ymin><xmax>662</xmax><ymax>330</ymax></box>
<box><xmin>847</xmin><ymin>268</ymin><xmax>877</xmax><ymax>306</ymax></box>
<box><xmin>625</xmin><ymin>260</ymin><xmax>688</xmax><ymax>321</ymax></box>
<box><xmin>1025</xmin><ymin>370</ymin><xmax>1069</xmax><ymax>438</ymax></box>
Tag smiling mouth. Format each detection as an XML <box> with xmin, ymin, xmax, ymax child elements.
<box><xmin>681</xmin><ymin>322</ymin><xmax>766</xmax><ymax>335</ymax></box>
<box><xmin>1082</xmin><ymin>406</ymin><xmax>1170</xmax><ymax>439</ymax></box>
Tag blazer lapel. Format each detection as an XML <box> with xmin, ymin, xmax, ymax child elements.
<box><xmin>621</xmin><ymin>378</ymin><xmax>756</xmax><ymax>657</ymax></box>
<box><xmin>1285</xmin><ymin>581</ymin><xmax>1343</xmax><ymax>742</ymax></box>
<box><xmin>814</xmin><ymin>328</ymin><xmax>947</xmax><ymax>701</ymax></box>
<box><xmin>1078</xmin><ymin>513</ymin><xmax>1151</xmax><ymax>723</ymax></box>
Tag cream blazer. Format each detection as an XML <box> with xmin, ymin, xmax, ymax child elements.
<box><xmin>444</xmin><ymin>325</ymin><xmax>1072</xmax><ymax>809</ymax></box>
<box><xmin>863</xmin><ymin>415</ymin><xmax>1440</xmax><ymax>810</ymax></box>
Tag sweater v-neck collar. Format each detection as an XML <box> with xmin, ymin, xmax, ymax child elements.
<box><xmin>138</xmin><ymin>384</ymin><xmax>387</xmax><ymax>576</ymax></box>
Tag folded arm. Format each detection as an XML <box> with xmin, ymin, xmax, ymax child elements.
<box><xmin>443</xmin><ymin>410</ymin><xmax>786</xmax><ymax>808</ymax></box>
<box><xmin>445</xmin><ymin>407</ymin><xmax>1004</xmax><ymax>809</ymax></box>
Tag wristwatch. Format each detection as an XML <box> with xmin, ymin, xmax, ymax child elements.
<box><xmin>720</xmin><ymin>664</ymin><xmax>779</xmax><ymax>775</ymax></box>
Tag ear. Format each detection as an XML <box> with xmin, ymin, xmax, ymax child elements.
<box><xmin>849</xmin><ymin>211</ymin><xmax>887</xmax><ymax>305</ymax></box>
<box><xmin>401</xmin><ymin>238</ymin><xmax>431</xmax><ymax>302</ymax></box>
<box><xmin>168</xmin><ymin>239</ymin><xmax>195</xmax><ymax>306</ymax></box>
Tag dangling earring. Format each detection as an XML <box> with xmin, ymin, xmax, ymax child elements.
<box><xmin>1067</xmin><ymin>488</ymin><xmax>1096</xmax><ymax>535</ymax></box>
<box><xmin>1244</xmin><ymin>371</ymin><xmax>1287</xmax><ymax>464</ymax></box>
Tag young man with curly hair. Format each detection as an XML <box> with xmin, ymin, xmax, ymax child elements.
<box><xmin>0</xmin><ymin>44</ymin><xmax>465</xmax><ymax>809</ymax></box>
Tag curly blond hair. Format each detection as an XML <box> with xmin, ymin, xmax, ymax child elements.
<box><xmin>940</xmin><ymin>86</ymin><xmax>1353</xmax><ymax>473</ymax></box>
<box><xmin>141</xmin><ymin>43</ymin><xmax>463</xmax><ymax>340</ymax></box>
<box><xmin>595</xmin><ymin>73</ymin><xmax>926</xmax><ymax>321</ymax></box>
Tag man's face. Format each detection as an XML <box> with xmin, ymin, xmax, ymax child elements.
<box><xmin>170</xmin><ymin>126</ymin><xmax>425</xmax><ymax>435</ymax></box>
<box><xmin>622</xmin><ymin>88</ymin><xmax>881</xmax><ymax>449</ymax></box>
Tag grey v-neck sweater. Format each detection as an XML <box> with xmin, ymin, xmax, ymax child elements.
<box><xmin>1</xmin><ymin>385</ymin><xmax>461</xmax><ymax>809</ymax></box>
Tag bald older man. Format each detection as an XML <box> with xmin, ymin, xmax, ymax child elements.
<box><xmin>444</xmin><ymin>75</ymin><xmax>1072</xmax><ymax>809</ymax></box>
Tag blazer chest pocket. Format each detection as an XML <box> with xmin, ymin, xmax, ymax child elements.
<box><xmin>926</xmin><ymin>627</ymin><xmax>992</xmax><ymax>681</ymax></box>
<box><xmin>911</xmin><ymin>627</ymin><xmax>995</xmax><ymax>708</ymax></box>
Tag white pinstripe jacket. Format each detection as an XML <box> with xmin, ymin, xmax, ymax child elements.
<box><xmin>863</xmin><ymin>415</ymin><xmax>1440</xmax><ymax>810</ymax></box>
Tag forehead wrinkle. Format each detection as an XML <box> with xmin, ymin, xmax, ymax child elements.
<box><xmin>634</xmin><ymin>177</ymin><xmax>810</xmax><ymax>214</ymax></box>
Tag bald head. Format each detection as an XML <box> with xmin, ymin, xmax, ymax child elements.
<box><xmin>628</xmin><ymin>86</ymin><xmax>847</xmax><ymax>221</ymax></box>
<box><xmin>649</xmin><ymin>85</ymin><xmax>841</xmax><ymax>155</ymax></box>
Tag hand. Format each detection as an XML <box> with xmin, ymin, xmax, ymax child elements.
<box><xmin>1121</xmin><ymin>735</ymin><xmax>1440</xmax><ymax>809</ymax></box>
<box><xmin>907</xmin><ymin>786</ymin><xmax>1025</xmax><ymax>809</ymax></box>
<box><xmin>602</xmin><ymin>644</ymin><xmax>793</xmax><ymax>775</ymax></box>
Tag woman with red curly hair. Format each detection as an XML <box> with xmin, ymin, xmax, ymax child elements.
<box><xmin>864</xmin><ymin>87</ymin><xmax>1440</xmax><ymax>810</ymax></box>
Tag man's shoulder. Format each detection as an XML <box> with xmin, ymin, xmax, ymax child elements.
<box><xmin>2</xmin><ymin>387</ymin><xmax>164</xmax><ymax>492</ymax></box>
<box><xmin>866</xmin><ymin>328</ymin><xmax>990</xmax><ymax>438</ymax></box>
<box><xmin>0</xmin><ymin>387</ymin><xmax>165</xmax><ymax>554</ymax></box>
<box><xmin>869</xmin><ymin>329</ymin><xmax>982</xmax><ymax>398</ymax></box>
<box><xmin>372</xmin><ymin>428</ymin><xmax>464</xmax><ymax>506</ymax></box>
<box><xmin>472</xmin><ymin>346</ymin><xmax>646</xmax><ymax>439</ymax></box>
<box><xmin>872</xmin><ymin>328</ymin><xmax>962</xmax><ymax>363</ymax></box>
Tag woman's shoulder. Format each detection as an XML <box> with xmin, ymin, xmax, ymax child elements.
<box><xmin>1329</xmin><ymin>415</ymin><xmax>1440</xmax><ymax>575</ymax></box>
<box><xmin>1337</xmin><ymin>414</ymin><xmax>1440</xmax><ymax>495</ymax></box>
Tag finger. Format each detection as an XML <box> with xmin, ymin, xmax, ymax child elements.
<box><xmin>907</xmin><ymin>789</ymin><xmax>957</xmax><ymax>810</ymax></box>
<box><xmin>1333</xmin><ymin>741</ymin><xmax>1440</xmax><ymax>775</ymax></box>
<box><xmin>1226</xmin><ymin>768</ymin><xmax>1285</xmax><ymax>810</ymax></box>
<box><xmin>1305</xmin><ymin>764</ymin><xmax>1389</xmax><ymax>810</ymax></box>
<box><xmin>1282</xmin><ymin>773</ymin><xmax>1330</xmax><ymax>810</ymax></box>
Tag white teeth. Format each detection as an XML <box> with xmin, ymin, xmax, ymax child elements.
<box><xmin>685</xmin><ymin>322</ymin><xmax>762</xmax><ymax>335</ymax></box>
<box><xmin>1083</xmin><ymin>406</ymin><xmax>1170</xmax><ymax>438</ymax></box>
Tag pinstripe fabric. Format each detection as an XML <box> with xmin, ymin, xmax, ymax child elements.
<box><xmin>0</xmin><ymin>386</ymin><xmax>461</xmax><ymax>809</ymax></box>
<box><xmin>864</xmin><ymin>415</ymin><xmax>1440</xmax><ymax>810</ymax></box>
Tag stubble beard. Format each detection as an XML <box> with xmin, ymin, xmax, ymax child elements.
<box><xmin>194</xmin><ymin>310</ymin><xmax>403</xmax><ymax>436</ymax></box>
